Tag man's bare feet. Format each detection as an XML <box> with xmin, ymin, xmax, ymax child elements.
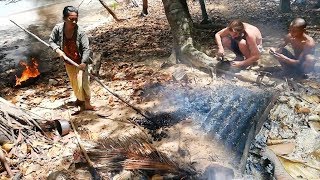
<box><xmin>80</xmin><ymin>103</ymin><xmax>98</xmax><ymax>111</ymax></box>
<box><xmin>85</xmin><ymin>104</ymin><xmax>97</xmax><ymax>111</ymax></box>
<box><xmin>74</xmin><ymin>99</ymin><xmax>84</xmax><ymax>106</ymax></box>
<box><xmin>66</xmin><ymin>99</ymin><xmax>84</xmax><ymax>107</ymax></box>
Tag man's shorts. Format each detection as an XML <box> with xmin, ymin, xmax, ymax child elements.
<box><xmin>230</xmin><ymin>38</ymin><xmax>264</xmax><ymax>58</ymax></box>
<box><xmin>230</xmin><ymin>38</ymin><xmax>243</xmax><ymax>57</ymax></box>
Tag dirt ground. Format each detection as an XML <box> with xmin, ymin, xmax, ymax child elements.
<box><xmin>0</xmin><ymin>0</ymin><xmax>320</xmax><ymax>179</ymax></box>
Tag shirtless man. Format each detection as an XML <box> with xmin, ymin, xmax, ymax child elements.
<box><xmin>215</xmin><ymin>20</ymin><xmax>263</xmax><ymax>68</ymax></box>
<box><xmin>269</xmin><ymin>18</ymin><xmax>316</xmax><ymax>75</ymax></box>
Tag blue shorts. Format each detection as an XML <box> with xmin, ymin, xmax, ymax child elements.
<box><xmin>230</xmin><ymin>38</ymin><xmax>244</xmax><ymax>57</ymax></box>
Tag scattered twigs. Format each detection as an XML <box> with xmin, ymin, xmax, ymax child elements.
<box><xmin>0</xmin><ymin>147</ymin><xmax>13</xmax><ymax>177</ymax></box>
<box><xmin>0</xmin><ymin>97</ymin><xmax>48</xmax><ymax>139</ymax></box>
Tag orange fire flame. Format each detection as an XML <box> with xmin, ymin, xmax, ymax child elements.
<box><xmin>15</xmin><ymin>58</ymin><xmax>40</xmax><ymax>86</ymax></box>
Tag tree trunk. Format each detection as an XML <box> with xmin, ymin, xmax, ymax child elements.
<box><xmin>142</xmin><ymin>0</ymin><xmax>148</xmax><ymax>15</ymax></box>
<box><xmin>199</xmin><ymin>0</ymin><xmax>209</xmax><ymax>23</ymax></box>
<box><xmin>280</xmin><ymin>0</ymin><xmax>291</xmax><ymax>12</ymax></box>
<box><xmin>162</xmin><ymin>0</ymin><xmax>217</xmax><ymax>71</ymax></box>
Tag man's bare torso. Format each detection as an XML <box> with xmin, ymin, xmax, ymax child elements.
<box><xmin>288</xmin><ymin>34</ymin><xmax>315</xmax><ymax>57</ymax></box>
<box><xmin>243</xmin><ymin>23</ymin><xmax>262</xmax><ymax>46</ymax></box>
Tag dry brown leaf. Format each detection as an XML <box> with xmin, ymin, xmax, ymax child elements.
<box><xmin>31</xmin><ymin>97</ymin><xmax>43</xmax><ymax>104</ymax></box>
<box><xmin>302</xmin><ymin>95</ymin><xmax>320</xmax><ymax>104</ymax></box>
<box><xmin>309</xmin><ymin>121</ymin><xmax>320</xmax><ymax>132</ymax></box>
<box><xmin>309</xmin><ymin>115</ymin><xmax>320</xmax><ymax>121</ymax></box>
<box><xmin>294</xmin><ymin>105</ymin><xmax>311</xmax><ymax>114</ymax></box>
<box><xmin>25</xmin><ymin>164</ymin><xmax>41</xmax><ymax>175</ymax></box>
<box><xmin>0</xmin><ymin>175</ymin><xmax>11</xmax><ymax>180</ymax></box>
<box><xmin>266</xmin><ymin>139</ymin><xmax>294</xmax><ymax>146</ymax></box>
<box><xmin>32</xmin><ymin>140</ymin><xmax>48</xmax><ymax>148</ymax></box>
<box><xmin>47</xmin><ymin>145</ymin><xmax>61</xmax><ymax>158</ymax></box>
<box><xmin>2</xmin><ymin>143</ymin><xmax>14</xmax><ymax>152</ymax></box>
<box><xmin>20</xmin><ymin>143</ymin><xmax>28</xmax><ymax>155</ymax></box>
<box><xmin>278</xmin><ymin>156</ymin><xmax>320</xmax><ymax>179</ymax></box>
<box><xmin>268</xmin><ymin>143</ymin><xmax>295</xmax><ymax>155</ymax></box>
<box><xmin>108</xmin><ymin>96</ymin><xmax>114</xmax><ymax>104</ymax></box>
<box><xmin>50</xmin><ymin>95</ymin><xmax>57</xmax><ymax>102</ymax></box>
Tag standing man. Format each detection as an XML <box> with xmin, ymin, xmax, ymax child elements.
<box><xmin>49</xmin><ymin>6</ymin><xmax>96</xmax><ymax>111</ymax></box>
<box><xmin>269</xmin><ymin>18</ymin><xmax>316</xmax><ymax>76</ymax></box>
<box><xmin>215</xmin><ymin>20</ymin><xmax>263</xmax><ymax>68</ymax></box>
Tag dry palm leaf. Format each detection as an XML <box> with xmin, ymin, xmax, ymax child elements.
<box><xmin>88</xmin><ymin>133</ymin><xmax>194</xmax><ymax>176</ymax></box>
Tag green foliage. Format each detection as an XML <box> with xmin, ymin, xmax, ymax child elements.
<box><xmin>110</xmin><ymin>0</ymin><xmax>119</xmax><ymax>10</ymax></box>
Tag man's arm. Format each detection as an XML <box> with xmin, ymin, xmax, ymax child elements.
<box><xmin>297</xmin><ymin>39</ymin><xmax>315</xmax><ymax>61</ymax></box>
<box><xmin>49</xmin><ymin>24</ymin><xmax>65</xmax><ymax>57</ymax></box>
<box><xmin>215</xmin><ymin>27</ymin><xmax>230</xmax><ymax>56</ymax></box>
<box><xmin>48</xmin><ymin>25</ymin><xmax>60</xmax><ymax>51</ymax></box>
<box><xmin>76</xmin><ymin>29</ymin><xmax>91</xmax><ymax>70</ymax></box>
<box><xmin>277</xmin><ymin>37</ymin><xmax>315</xmax><ymax>66</ymax></box>
<box><xmin>79</xmin><ymin>32</ymin><xmax>91</xmax><ymax>65</ymax></box>
<box><xmin>276</xmin><ymin>54</ymin><xmax>300</xmax><ymax>65</ymax></box>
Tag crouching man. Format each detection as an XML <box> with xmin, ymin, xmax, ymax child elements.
<box><xmin>215</xmin><ymin>20</ymin><xmax>263</xmax><ymax>68</ymax></box>
<box><xmin>269</xmin><ymin>18</ymin><xmax>316</xmax><ymax>77</ymax></box>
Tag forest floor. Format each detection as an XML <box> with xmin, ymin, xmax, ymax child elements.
<box><xmin>0</xmin><ymin>0</ymin><xmax>320</xmax><ymax>179</ymax></box>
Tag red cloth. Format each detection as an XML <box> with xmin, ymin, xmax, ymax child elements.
<box><xmin>63</xmin><ymin>35</ymin><xmax>81</xmax><ymax>64</ymax></box>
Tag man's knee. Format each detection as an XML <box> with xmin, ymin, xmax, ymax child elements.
<box><xmin>303</xmin><ymin>54</ymin><xmax>316</xmax><ymax>73</ymax></box>
<box><xmin>238</xmin><ymin>39</ymin><xmax>250</xmax><ymax>57</ymax></box>
<box><xmin>238</xmin><ymin>39</ymin><xmax>247</xmax><ymax>49</ymax></box>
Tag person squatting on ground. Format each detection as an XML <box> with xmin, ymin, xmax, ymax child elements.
<box><xmin>269</xmin><ymin>18</ymin><xmax>316</xmax><ymax>76</ymax></box>
<box><xmin>49</xmin><ymin>6</ymin><xmax>96</xmax><ymax>111</ymax></box>
<box><xmin>215</xmin><ymin>20</ymin><xmax>263</xmax><ymax>68</ymax></box>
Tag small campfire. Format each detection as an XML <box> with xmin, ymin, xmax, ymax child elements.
<box><xmin>15</xmin><ymin>58</ymin><xmax>40</xmax><ymax>86</ymax></box>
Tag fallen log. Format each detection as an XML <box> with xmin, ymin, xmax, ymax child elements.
<box><xmin>214</xmin><ymin>67</ymin><xmax>277</xmax><ymax>86</ymax></box>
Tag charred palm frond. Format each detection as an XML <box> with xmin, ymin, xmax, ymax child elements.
<box><xmin>88</xmin><ymin>134</ymin><xmax>189</xmax><ymax>175</ymax></box>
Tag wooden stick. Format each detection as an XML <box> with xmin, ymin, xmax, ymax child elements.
<box><xmin>70</xmin><ymin>120</ymin><xmax>102</xmax><ymax>180</ymax></box>
<box><xmin>0</xmin><ymin>148</ymin><xmax>13</xmax><ymax>177</ymax></box>
<box><xmin>98</xmin><ymin>0</ymin><xmax>120</xmax><ymax>21</ymax></box>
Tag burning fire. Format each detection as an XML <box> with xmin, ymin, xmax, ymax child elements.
<box><xmin>15</xmin><ymin>58</ymin><xmax>40</xmax><ymax>86</ymax></box>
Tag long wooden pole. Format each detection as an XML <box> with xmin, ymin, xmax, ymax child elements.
<box><xmin>10</xmin><ymin>20</ymin><xmax>150</xmax><ymax>119</ymax></box>
<box><xmin>70</xmin><ymin>120</ymin><xmax>103</xmax><ymax>180</ymax></box>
